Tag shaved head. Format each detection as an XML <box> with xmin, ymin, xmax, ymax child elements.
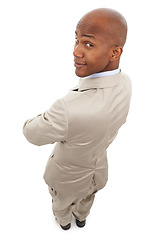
<box><xmin>77</xmin><ymin>8</ymin><xmax>127</xmax><ymax>47</ymax></box>
<box><xmin>74</xmin><ymin>8</ymin><xmax>128</xmax><ymax>77</ymax></box>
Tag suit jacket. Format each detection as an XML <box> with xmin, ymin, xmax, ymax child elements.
<box><xmin>23</xmin><ymin>72</ymin><xmax>132</xmax><ymax>198</ymax></box>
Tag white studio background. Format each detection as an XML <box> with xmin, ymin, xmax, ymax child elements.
<box><xmin>0</xmin><ymin>0</ymin><xmax>160</xmax><ymax>239</ymax></box>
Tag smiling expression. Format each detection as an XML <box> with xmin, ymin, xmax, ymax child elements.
<box><xmin>73</xmin><ymin>9</ymin><xmax>127</xmax><ymax>78</ymax></box>
<box><xmin>73</xmin><ymin>12</ymin><xmax>119</xmax><ymax>77</ymax></box>
<box><xmin>73</xmin><ymin>22</ymin><xmax>114</xmax><ymax>77</ymax></box>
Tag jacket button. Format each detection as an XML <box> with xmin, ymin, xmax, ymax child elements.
<box><xmin>92</xmin><ymin>181</ymin><xmax>96</xmax><ymax>186</ymax></box>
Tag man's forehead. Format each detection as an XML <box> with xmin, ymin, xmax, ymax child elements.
<box><xmin>76</xmin><ymin>19</ymin><xmax>107</xmax><ymax>39</ymax></box>
<box><xmin>75</xmin><ymin>9</ymin><xmax>127</xmax><ymax>47</ymax></box>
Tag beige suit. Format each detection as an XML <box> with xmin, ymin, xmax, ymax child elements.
<box><xmin>23</xmin><ymin>72</ymin><xmax>131</xmax><ymax>225</ymax></box>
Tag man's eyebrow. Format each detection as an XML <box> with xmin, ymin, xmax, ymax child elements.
<box><xmin>81</xmin><ymin>34</ymin><xmax>95</xmax><ymax>39</ymax></box>
<box><xmin>75</xmin><ymin>31</ymin><xmax>95</xmax><ymax>39</ymax></box>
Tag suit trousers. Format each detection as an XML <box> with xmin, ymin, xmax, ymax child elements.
<box><xmin>49</xmin><ymin>181</ymin><xmax>97</xmax><ymax>226</ymax></box>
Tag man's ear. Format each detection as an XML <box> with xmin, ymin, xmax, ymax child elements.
<box><xmin>110</xmin><ymin>46</ymin><xmax>123</xmax><ymax>61</ymax></box>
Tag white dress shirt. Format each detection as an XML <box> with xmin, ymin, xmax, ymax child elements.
<box><xmin>83</xmin><ymin>68</ymin><xmax>120</xmax><ymax>79</ymax></box>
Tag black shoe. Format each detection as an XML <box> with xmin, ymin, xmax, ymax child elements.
<box><xmin>76</xmin><ymin>219</ymin><xmax>86</xmax><ymax>228</ymax></box>
<box><xmin>60</xmin><ymin>223</ymin><xmax>71</xmax><ymax>230</ymax></box>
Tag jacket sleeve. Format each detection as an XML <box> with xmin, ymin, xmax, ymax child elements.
<box><xmin>23</xmin><ymin>98</ymin><xmax>68</xmax><ymax>146</ymax></box>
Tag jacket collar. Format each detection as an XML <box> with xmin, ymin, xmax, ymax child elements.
<box><xmin>72</xmin><ymin>72</ymin><xmax>122</xmax><ymax>91</ymax></box>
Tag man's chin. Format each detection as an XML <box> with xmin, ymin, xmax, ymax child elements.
<box><xmin>75</xmin><ymin>70</ymin><xmax>89</xmax><ymax>78</ymax></box>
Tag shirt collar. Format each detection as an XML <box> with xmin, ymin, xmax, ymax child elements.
<box><xmin>72</xmin><ymin>69</ymin><xmax>122</xmax><ymax>92</ymax></box>
<box><xmin>83</xmin><ymin>68</ymin><xmax>120</xmax><ymax>79</ymax></box>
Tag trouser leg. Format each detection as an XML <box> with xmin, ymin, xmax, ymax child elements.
<box><xmin>49</xmin><ymin>187</ymin><xmax>73</xmax><ymax>226</ymax></box>
<box><xmin>53</xmin><ymin>205</ymin><xmax>73</xmax><ymax>226</ymax></box>
<box><xmin>72</xmin><ymin>183</ymin><xmax>97</xmax><ymax>222</ymax></box>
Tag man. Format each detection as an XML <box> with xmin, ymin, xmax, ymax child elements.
<box><xmin>23</xmin><ymin>8</ymin><xmax>132</xmax><ymax>230</ymax></box>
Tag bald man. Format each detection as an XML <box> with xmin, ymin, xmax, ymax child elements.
<box><xmin>23</xmin><ymin>8</ymin><xmax>132</xmax><ymax>230</ymax></box>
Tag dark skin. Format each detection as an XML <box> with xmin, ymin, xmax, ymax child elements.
<box><xmin>73</xmin><ymin>8</ymin><xmax>127</xmax><ymax>77</ymax></box>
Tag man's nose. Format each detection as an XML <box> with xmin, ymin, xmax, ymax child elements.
<box><xmin>73</xmin><ymin>44</ymin><xmax>84</xmax><ymax>58</ymax></box>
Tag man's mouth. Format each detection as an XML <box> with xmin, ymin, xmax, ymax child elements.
<box><xmin>74</xmin><ymin>62</ymin><xmax>87</xmax><ymax>69</ymax></box>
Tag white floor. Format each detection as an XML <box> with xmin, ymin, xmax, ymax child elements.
<box><xmin>1</xmin><ymin>1</ymin><xmax>160</xmax><ymax>239</ymax></box>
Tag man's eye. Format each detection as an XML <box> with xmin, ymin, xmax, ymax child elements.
<box><xmin>75</xmin><ymin>38</ymin><xmax>79</xmax><ymax>44</ymax></box>
<box><xmin>86</xmin><ymin>43</ymin><xmax>94</xmax><ymax>48</ymax></box>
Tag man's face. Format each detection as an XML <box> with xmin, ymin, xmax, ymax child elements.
<box><xmin>73</xmin><ymin>19</ymin><xmax>113</xmax><ymax>77</ymax></box>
